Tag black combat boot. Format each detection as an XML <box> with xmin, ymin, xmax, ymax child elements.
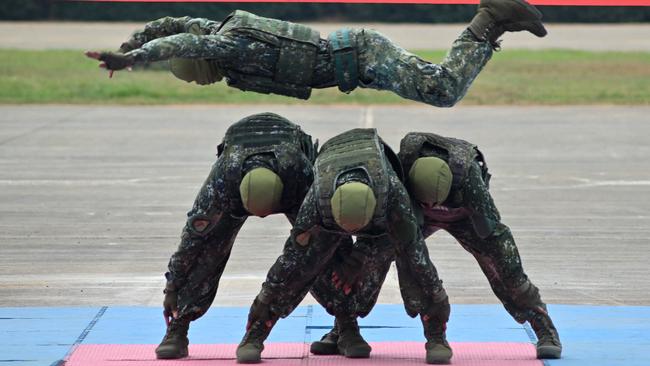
<box><xmin>310</xmin><ymin>321</ymin><xmax>340</xmax><ymax>355</ymax></box>
<box><xmin>423</xmin><ymin>317</ymin><xmax>453</xmax><ymax>364</ymax></box>
<box><xmin>155</xmin><ymin>318</ymin><xmax>189</xmax><ymax>359</ymax></box>
<box><xmin>468</xmin><ymin>0</ymin><xmax>547</xmax><ymax>49</ymax></box>
<box><xmin>530</xmin><ymin>312</ymin><xmax>562</xmax><ymax>359</ymax></box>
<box><xmin>236</xmin><ymin>321</ymin><xmax>271</xmax><ymax>364</ymax></box>
<box><xmin>336</xmin><ymin>316</ymin><xmax>371</xmax><ymax>358</ymax></box>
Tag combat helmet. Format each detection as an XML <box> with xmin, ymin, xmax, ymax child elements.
<box><xmin>408</xmin><ymin>157</ymin><xmax>453</xmax><ymax>206</ymax></box>
<box><xmin>239</xmin><ymin>167</ymin><xmax>284</xmax><ymax>217</ymax></box>
<box><xmin>330</xmin><ymin>181</ymin><xmax>377</xmax><ymax>232</ymax></box>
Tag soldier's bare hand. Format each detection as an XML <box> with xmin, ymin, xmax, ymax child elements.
<box><xmin>331</xmin><ymin>246</ymin><xmax>368</xmax><ymax>295</ymax></box>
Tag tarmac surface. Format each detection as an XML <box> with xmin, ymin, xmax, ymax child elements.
<box><xmin>2</xmin><ymin>21</ymin><xmax>650</xmax><ymax>51</ymax></box>
<box><xmin>1</xmin><ymin>104</ymin><xmax>649</xmax><ymax>309</ymax></box>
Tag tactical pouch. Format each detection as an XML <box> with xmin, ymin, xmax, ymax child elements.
<box><xmin>218</xmin><ymin>10</ymin><xmax>319</xmax><ymax>99</ymax></box>
<box><xmin>226</xmin><ymin>73</ymin><xmax>311</xmax><ymax>100</ymax></box>
<box><xmin>328</xmin><ymin>28</ymin><xmax>359</xmax><ymax>93</ymax></box>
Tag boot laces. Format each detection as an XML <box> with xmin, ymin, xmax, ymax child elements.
<box><xmin>162</xmin><ymin>321</ymin><xmax>188</xmax><ymax>344</ymax></box>
<box><xmin>532</xmin><ymin>315</ymin><xmax>559</xmax><ymax>345</ymax></box>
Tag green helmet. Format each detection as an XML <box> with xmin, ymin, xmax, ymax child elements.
<box><xmin>239</xmin><ymin>167</ymin><xmax>283</xmax><ymax>217</ymax></box>
<box><xmin>330</xmin><ymin>182</ymin><xmax>376</xmax><ymax>233</ymax></box>
<box><xmin>408</xmin><ymin>157</ymin><xmax>453</xmax><ymax>206</ymax></box>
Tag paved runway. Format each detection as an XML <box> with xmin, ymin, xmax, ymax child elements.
<box><xmin>1</xmin><ymin>105</ymin><xmax>649</xmax><ymax>310</ymax></box>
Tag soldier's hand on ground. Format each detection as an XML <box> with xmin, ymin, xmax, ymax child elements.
<box><xmin>247</xmin><ymin>297</ymin><xmax>276</xmax><ymax>330</ymax></box>
<box><xmin>332</xmin><ymin>247</ymin><xmax>368</xmax><ymax>295</ymax></box>
<box><xmin>84</xmin><ymin>51</ymin><xmax>135</xmax><ymax>77</ymax></box>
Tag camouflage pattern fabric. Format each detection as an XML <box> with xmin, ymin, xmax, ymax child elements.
<box><xmin>249</xmin><ymin>137</ymin><xmax>445</xmax><ymax>323</ymax></box>
<box><xmin>166</xmin><ymin>117</ymin><xmax>314</xmax><ymax>322</ymax></box>
<box><xmin>420</xmin><ymin>161</ymin><xmax>543</xmax><ymax>323</ymax></box>
<box><xmin>119</xmin><ymin>14</ymin><xmax>491</xmax><ymax>107</ymax></box>
<box><xmin>355</xmin><ymin>29</ymin><xmax>492</xmax><ymax>107</ymax></box>
<box><xmin>312</xmin><ymin>133</ymin><xmax>547</xmax><ymax>324</ymax></box>
<box><xmin>408</xmin><ymin>132</ymin><xmax>545</xmax><ymax>322</ymax></box>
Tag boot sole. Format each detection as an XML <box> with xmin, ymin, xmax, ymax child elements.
<box><xmin>426</xmin><ymin>355</ymin><xmax>452</xmax><ymax>364</ymax></box>
<box><xmin>537</xmin><ymin>345</ymin><xmax>562</xmax><ymax>359</ymax></box>
<box><xmin>426</xmin><ymin>350</ymin><xmax>453</xmax><ymax>364</ymax></box>
<box><xmin>338</xmin><ymin>344</ymin><xmax>371</xmax><ymax>358</ymax></box>
<box><xmin>155</xmin><ymin>348</ymin><xmax>188</xmax><ymax>359</ymax></box>
<box><xmin>310</xmin><ymin>341</ymin><xmax>340</xmax><ymax>355</ymax></box>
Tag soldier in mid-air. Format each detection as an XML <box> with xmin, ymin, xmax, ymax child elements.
<box><xmin>154</xmin><ymin>113</ymin><xmax>316</xmax><ymax>359</ymax></box>
<box><xmin>235</xmin><ymin>128</ymin><xmax>453</xmax><ymax>364</ymax></box>
<box><xmin>310</xmin><ymin>131</ymin><xmax>562</xmax><ymax>360</ymax></box>
<box><xmin>86</xmin><ymin>0</ymin><xmax>546</xmax><ymax>108</ymax></box>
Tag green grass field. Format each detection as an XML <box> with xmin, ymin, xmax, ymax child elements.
<box><xmin>1</xmin><ymin>49</ymin><xmax>649</xmax><ymax>105</ymax></box>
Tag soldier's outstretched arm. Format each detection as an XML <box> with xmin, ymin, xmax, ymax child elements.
<box><xmin>119</xmin><ymin>16</ymin><xmax>219</xmax><ymax>53</ymax></box>
<box><xmin>86</xmin><ymin>32</ymin><xmax>237</xmax><ymax>72</ymax></box>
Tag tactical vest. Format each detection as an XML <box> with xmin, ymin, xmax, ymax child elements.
<box><xmin>169</xmin><ymin>19</ymin><xmax>224</xmax><ymax>85</ymax></box>
<box><xmin>217</xmin><ymin>10</ymin><xmax>320</xmax><ymax>99</ymax></box>
<box><xmin>315</xmin><ymin>128</ymin><xmax>390</xmax><ymax>231</ymax></box>
<box><xmin>218</xmin><ymin>113</ymin><xmax>314</xmax><ymax>211</ymax></box>
<box><xmin>399</xmin><ymin>132</ymin><xmax>490</xmax><ymax>190</ymax></box>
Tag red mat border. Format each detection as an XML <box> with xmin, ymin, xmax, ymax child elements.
<box><xmin>76</xmin><ymin>0</ymin><xmax>650</xmax><ymax>6</ymax></box>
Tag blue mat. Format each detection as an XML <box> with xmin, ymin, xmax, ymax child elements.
<box><xmin>1</xmin><ymin>304</ymin><xmax>649</xmax><ymax>366</ymax></box>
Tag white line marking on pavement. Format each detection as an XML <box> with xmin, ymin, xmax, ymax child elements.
<box><xmin>362</xmin><ymin>107</ymin><xmax>374</xmax><ymax>128</ymax></box>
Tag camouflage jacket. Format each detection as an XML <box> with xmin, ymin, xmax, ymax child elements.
<box><xmin>399</xmin><ymin>132</ymin><xmax>499</xmax><ymax>239</ymax></box>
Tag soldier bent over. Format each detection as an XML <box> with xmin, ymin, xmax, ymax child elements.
<box><xmin>156</xmin><ymin>113</ymin><xmax>316</xmax><ymax>359</ymax></box>
<box><xmin>236</xmin><ymin>129</ymin><xmax>452</xmax><ymax>364</ymax></box>
<box><xmin>311</xmin><ymin>132</ymin><xmax>562</xmax><ymax>360</ymax></box>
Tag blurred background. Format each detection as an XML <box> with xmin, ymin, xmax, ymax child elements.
<box><xmin>3</xmin><ymin>0</ymin><xmax>650</xmax><ymax>22</ymax></box>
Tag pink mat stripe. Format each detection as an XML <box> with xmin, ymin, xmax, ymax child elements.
<box><xmin>66</xmin><ymin>342</ymin><xmax>541</xmax><ymax>366</ymax></box>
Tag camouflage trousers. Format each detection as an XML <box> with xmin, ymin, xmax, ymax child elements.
<box><xmin>171</xmin><ymin>217</ymin><xmax>246</xmax><ymax>322</ymax></box>
<box><xmin>355</xmin><ymin>29</ymin><xmax>493</xmax><ymax>107</ymax></box>
<box><xmin>310</xmin><ymin>237</ymin><xmax>396</xmax><ymax>318</ymax></box>
<box><xmin>428</xmin><ymin>220</ymin><xmax>546</xmax><ymax>323</ymax></box>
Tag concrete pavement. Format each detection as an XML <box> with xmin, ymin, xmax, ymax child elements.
<box><xmin>0</xmin><ymin>105</ymin><xmax>648</xmax><ymax>308</ymax></box>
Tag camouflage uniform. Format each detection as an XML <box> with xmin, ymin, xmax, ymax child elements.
<box><xmin>248</xmin><ymin>128</ymin><xmax>447</xmax><ymax>325</ymax></box>
<box><xmin>398</xmin><ymin>132</ymin><xmax>549</xmax><ymax>323</ymax></box>
<box><xmin>118</xmin><ymin>10</ymin><xmax>492</xmax><ymax>107</ymax></box>
<box><xmin>167</xmin><ymin>113</ymin><xmax>316</xmax><ymax>322</ymax></box>
<box><xmin>313</xmin><ymin>132</ymin><xmax>550</xmax><ymax>323</ymax></box>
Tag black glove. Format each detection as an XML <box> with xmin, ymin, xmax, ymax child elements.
<box><xmin>99</xmin><ymin>52</ymin><xmax>135</xmax><ymax>71</ymax></box>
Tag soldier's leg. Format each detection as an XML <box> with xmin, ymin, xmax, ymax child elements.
<box><xmin>387</xmin><ymin>178</ymin><xmax>452</xmax><ymax>364</ymax></box>
<box><xmin>236</xmin><ymin>223</ymin><xmax>349</xmax><ymax>363</ymax></box>
<box><xmin>310</xmin><ymin>237</ymin><xmax>395</xmax><ymax>357</ymax></box>
<box><xmin>446</xmin><ymin>220</ymin><xmax>561</xmax><ymax>359</ymax></box>
<box><xmin>156</xmin><ymin>161</ymin><xmax>247</xmax><ymax>359</ymax></box>
<box><xmin>356</xmin><ymin>28</ymin><xmax>493</xmax><ymax>108</ymax></box>
<box><xmin>354</xmin><ymin>0</ymin><xmax>546</xmax><ymax>108</ymax></box>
